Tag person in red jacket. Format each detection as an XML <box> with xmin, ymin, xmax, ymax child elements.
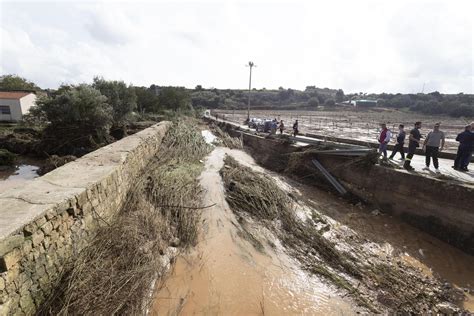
<box><xmin>378</xmin><ymin>123</ymin><xmax>392</xmax><ymax>160</ymax></box>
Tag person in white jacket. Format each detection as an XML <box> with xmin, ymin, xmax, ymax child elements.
<box><xmin>378</xmin><ymin>123</ymin><xmax>392</xmax><ymax>160</ymax></box>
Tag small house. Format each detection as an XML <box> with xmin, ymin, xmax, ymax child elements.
<box><xmin>353</xmin><ymin>99</ymin><xmax>377</xmax><ymax>107</ymax></box>
<box><xmin>0</xmin><ymin>91</ymin><xmax>37</xmax><ymax>122</ymax></box>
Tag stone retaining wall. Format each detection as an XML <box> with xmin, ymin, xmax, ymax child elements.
<box><xmin>218</xmin><ymin>120</ymin><xmax>474</xmax><ymax>255</ymax></box>
<box><xmin>0</xmin><ymin>122</ymin><xmax>171</xmax><ymax>315</ymax></box>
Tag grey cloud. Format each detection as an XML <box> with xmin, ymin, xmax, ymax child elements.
<box><xmin>86</xmin><ymin>16</ymin><xmax>129</xmax><ymax>45</ymax></box>
<box><xmin>175</xmin><ymin>31</ymin><xmax>203</xmax><ymax>47</ymax></box>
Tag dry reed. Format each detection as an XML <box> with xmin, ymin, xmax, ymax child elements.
<box><xmin>38</xmin><ymin>119</ymin><xmax>211</xmax><ymax>315</ymax></box>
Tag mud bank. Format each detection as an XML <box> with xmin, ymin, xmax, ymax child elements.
<box><xmin>213</xmin><ymin>119</ymin><xmax>474</xmax><ymax>255</ymax></box>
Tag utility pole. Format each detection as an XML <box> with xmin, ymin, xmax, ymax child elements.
<box><xmin>246</xmin><ymin>61</ymin><xmax>256</xmax><ymax>122</ymax></box>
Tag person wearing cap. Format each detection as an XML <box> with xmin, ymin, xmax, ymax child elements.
<box><xmin>378</xmin><ymin>123</ymin><xmax>391</xmax><ymax>160</ymax></box>
<box><xmin>453</xmin><ymin>124</ymin><xmax>474</xmax><ymax>171</ymax></box>
<box><xmin>422</xmin><ymin>122</ymin><xmax>445</xmax><ymax>173</ymax></box>
<box><xmin>403</xmin><ymin>121</ymin><xmax>422</xmax><ymax>171</ymax></box>
<box><xmin>389</xmin><ymin>124</ymin><xmax>406</xmax><ymax>160</ymax></box>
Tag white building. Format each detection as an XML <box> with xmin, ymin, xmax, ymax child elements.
<box><xmin>0</xmin><ymin>91</ymin><xmax>37</xmax><ymax>122</ymax></box>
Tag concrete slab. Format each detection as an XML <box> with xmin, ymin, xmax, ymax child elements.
<box><xmin>41</xmin><ymin>161</ymin><xmax>117</xmax><ymax>189</ymax></box>
<box><xmin>0</xmin><ymin>198</ymin><xmax>54</xmax><ymax>239</ymax></box>
<box><xmin>0</xmin><ymin>178</ymin><xmax>83</xmax><ymax>205</ymax></box>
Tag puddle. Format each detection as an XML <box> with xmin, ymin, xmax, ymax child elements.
<box><xmin>0</xmin><ymin>160</ymin><xmax>40</xmax><ymax>191</ymax></box>
<box><xmin>151</xmin><ymin>147</ymin><xmax>356</xmax><ymax>315</ymax></box>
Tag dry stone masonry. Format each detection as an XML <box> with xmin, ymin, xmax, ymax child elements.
<box><xmin>0</xmin><ymin>122</ymin><xmax>171</xmax><ymax>315</ymax></box>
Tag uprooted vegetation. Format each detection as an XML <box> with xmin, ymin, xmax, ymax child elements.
<box><xmin>208</xmin><ymin>123</ymin><xmax>243</xmax><ymax>149</ymax></box>
<box><xmin>39</xmin><ymin>119</ymin><xmax>211</xmax><ymax>315</ymax></box>
<box><xmin>220</xmin><ymin>155</ymin><xmax>461</xmax><ymax>313</ymax></box>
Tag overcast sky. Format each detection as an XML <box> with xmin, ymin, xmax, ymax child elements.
<box><xmin>0</xmin><ymin>0</ymin><xmax>473</xmax><ymax>93</ymax></box>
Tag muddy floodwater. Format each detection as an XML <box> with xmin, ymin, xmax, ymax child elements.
<box><xmin>152</xmin><ymin>143</ymin><xmax>474</xmax><ymax>314</ymax></box>
<box><xmin>0</xmin><ymin>159</ymin><xmax>40</xmax><ymax>191</ymax></box>
<box><xmin>152</xmin><ymin>147</ymin><xmax>357</xmax><ymax>315</ymax></box>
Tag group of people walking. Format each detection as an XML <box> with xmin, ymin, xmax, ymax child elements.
<box><xmin>378</xmin><ymin>122</ymin><xmax>474</xmax><ymax>172</ymax></box>
<box><xmin>270</xmin><ymin>119</ymin><xmax>299</xmax><ymax>137</ymax></box>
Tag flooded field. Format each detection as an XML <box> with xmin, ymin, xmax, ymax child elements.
<box><xmin>214</xmin><ymin>109</ymin><xmax>472</xmax><ymax>154</ymax></box>
<box><xmin>152</xmin><ymin>130</ymin><xmax>474</xmax><ymax>314</ymax></box>
<box><xmin>0</xmin><ymin>158</ymin><xmax>41</xmax><ymax>191</ymax></box>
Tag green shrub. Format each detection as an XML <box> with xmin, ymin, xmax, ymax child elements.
<box><xmin>0</xmin><ymin>149</ymin><xmax>16</xmax><ymax>166</ymax></box>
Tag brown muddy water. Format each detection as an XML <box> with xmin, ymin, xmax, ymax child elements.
<box><xmin>0</xmin><ymin>158</ymin><xmax>40</xmax><ymax>191</ymax></box>
<box><xmin>152</xmin><ymin>144</ymin><xmax>474</xmax><ymax>314</ymax></box>
<box><xmin>152</xmin><ymin>147</ymin><xmax>357</xmax><ymax>315</ymax></box>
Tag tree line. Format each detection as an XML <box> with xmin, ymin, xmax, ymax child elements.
<box><xmin>190</xmin><ymin>85</ymin><xmax>473</xmax><ymax>118</ymax></box>
<box><xmin>0</xmin><ymin>75</ymin><xmax>193</xmax><ymax>156</ymax></box>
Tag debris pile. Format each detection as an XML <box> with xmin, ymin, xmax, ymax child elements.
<box><xmin>220</xmin><ymin>155</ymin><xmax>461</xmax><ymax>313</ymax></box>
<box><xmin>37</xmin><ymin>155</ymin><xmax>77</xmax><ymax>175</ymax></box>
<box><xmin>210</xmin><ymin>124</ymin><xmax>243</xmax><ymax>149</ymax></box>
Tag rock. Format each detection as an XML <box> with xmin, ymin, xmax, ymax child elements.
<box><xmin>371</xmin><ymin>209</ymin><xmax>380</xmax><ymax>216</ymax></box>
<box><xmin>435</xmin><ymin>302</ymin><xmax>460</xmax><ymax>314</ymax></box>
<box><xmin>0</xmin><ymin>235</ymin><xmax>24</xmax><ymax>257</ymax></box>
<box><xmin>158</xmin><ymin>255</ymin><xmax>171</xmax><ymax>271</ymax></box>
<box><xmin>165</xmin><ymin>246</ymin><xmax>178</xmax><ymax>260</ymax></box>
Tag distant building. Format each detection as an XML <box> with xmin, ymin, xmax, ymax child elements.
<box><xmin>340</xmin><ymin>99</ymin><xmax>377</xmax><ymax>107</ymax></box>
<box><xmin>0</xmin><ymin>91</ymin><xmax>37</xmax><ymax>122</ymax></box>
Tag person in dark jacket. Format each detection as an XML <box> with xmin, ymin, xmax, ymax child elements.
<box><xmin>389</xmin><ymin>124</ymin><xmax>406</xmax><ymax>160</ymax></box>
<box><xmin>292</xmin><ymin>120</ymin><xmax>299</xmax><ymax>137</ymax></box>
<box><xmin>453</xmin><ymin>124</ymin><xmax>474</xmax><ymax>171</ymax></box>
<box><xmin>403</xmin><ymin>121</ymin><xmax>422</xmax><ymax>171</ymax></box>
